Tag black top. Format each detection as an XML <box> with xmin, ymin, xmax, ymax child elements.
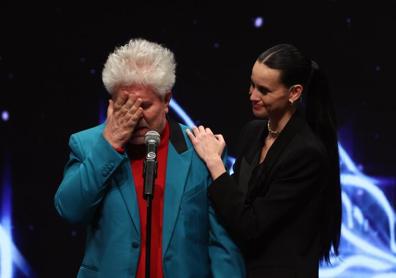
<box><xmin>208</xmin><ymin>112</ymin><xmax>329</xmax><ymax>278</ymax></box>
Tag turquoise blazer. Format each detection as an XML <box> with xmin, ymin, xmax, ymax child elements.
<box><xmin>54</xmin><ymin>120</ymin><xmax>245</xmax><ymax>278</ymax></box>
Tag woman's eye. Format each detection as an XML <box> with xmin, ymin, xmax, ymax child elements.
<box><xmin>258</xmin><ymin>87</ymin><xmax>268</xmax><ymax>95</ymax></box>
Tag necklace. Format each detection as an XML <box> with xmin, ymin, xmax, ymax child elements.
<box><xmin>267</xmin><ymin>121</ymin><xmax>281</xmax><ymax>136</ymax></box>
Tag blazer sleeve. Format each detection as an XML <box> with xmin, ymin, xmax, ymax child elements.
<box><xmin>207</xmin><ymin>150</ymin><xmax>246</xmax><ymax>277</ymax></box>
<box><xmin>208</xmin><ymin>146</ymin><xmax>327</xmax><ymax>244</ymax></box>
<box><xmin>208</xmin><ymin>203</ymin><xmax>246</xmax><ymax>277</ymax></box>
<box><xmin>54</xmin><ymin>133</ymin><xmax>127</xmax><ymax>223</ymax></box>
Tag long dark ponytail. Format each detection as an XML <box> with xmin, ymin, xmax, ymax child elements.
<box><xmin>258</xmin><ymin>44</ymin><xmax>342</xmax><ymax>262</ymax></box>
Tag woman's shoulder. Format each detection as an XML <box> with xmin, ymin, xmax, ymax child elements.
<box><xmin>239</xmin><ymin>119</ymin><xmax>266</xmax><ymax>143</ymax></box>
<box><xmin>292</xmin><ymin>124</ymin><xmax>328</xmax><ymax>159</ymax></box>
<box><xmin>234</xmin><ymin>119</ymin><xmax>266</xmax><ymax>156</ymax></box>
<box><xmin>242</xmin><ymin>119</ymin><xmax>266</xmax><ymax>134</ymax></box>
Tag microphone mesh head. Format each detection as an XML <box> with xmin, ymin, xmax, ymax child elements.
<box><xmin>144</xmin><ymin>130</ymin><xmax>160</xmax><ymax>145</ymax></box>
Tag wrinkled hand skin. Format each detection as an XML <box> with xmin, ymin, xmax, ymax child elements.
<box><xmin>103</xmin><ymin>92</ymin><xmax>143</xmax><ymax>149</ymax></box>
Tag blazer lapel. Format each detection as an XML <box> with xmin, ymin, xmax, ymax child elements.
<box><xmin>263</xmin><ymin>113</ymin><xmax>305</xmax><ymax>172</ymax></box>
<box><xmin>244</xmin><ymin>121</ymin><xmax>266</xmax><ymax>165</ymax></box>
<box><xmin>114</xmin><ymin>119</ymin><xmax>193</xmax><ymax>243</ymax></box>
<box><xmin>239</xmin><ymin>157</ymin><xmax>256</xmax><ymax>192</ymax></box>
<box><xmin>162</xmin><ymin>118</ymin><xmax>192</xmax><ymax>255</ymax></box>
<box><xmin>117</xmin><ymin>160</ymin><xmax>141</xmax><ymax>237</ymax></box>
<box><xmin>235</xmin><ymin>120</ymin><xmax>265</xmax><ymax>189</ymax></box>
<box><xmin>248</xmin><ymin>113</ymin><xmax>306</xmax><ymax>195</ymax></box>
<box><xmin>162</xmin><ymin>143</ymin><xmax>192</xmax><ymax>255</ymax></box>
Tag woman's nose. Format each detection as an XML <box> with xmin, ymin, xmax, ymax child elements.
<box><xmin>249</xmin><ymin>88</ymin><xmax>260</xmax><ymax>100</ymax></box>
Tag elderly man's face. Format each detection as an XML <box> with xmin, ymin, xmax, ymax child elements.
<box><xmin>115</xmin><ymin>84</ymin><xmax>171</xmax><ymax>145</ymax></box>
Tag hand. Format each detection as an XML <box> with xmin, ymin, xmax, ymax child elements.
<box><xmin>186</xmin><ymin>126</ymin><xmax>226</xmax><ymax>179</ymax></box>
<box><xmin>103</xmin><ymin>92</ymin><xmax>143</xmax><ymax>149</ymax></box>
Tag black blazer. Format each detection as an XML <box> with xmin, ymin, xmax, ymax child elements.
<box><xmin>208</xmin><ymin>112</ymin><xmax>329</xmax><ymax>278</ymax></box>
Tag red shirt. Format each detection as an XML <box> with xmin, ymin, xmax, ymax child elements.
<box><xmin>130</xmin><ymin>122</ymin><xmax>170</xmax><ymax>278</ymax></box>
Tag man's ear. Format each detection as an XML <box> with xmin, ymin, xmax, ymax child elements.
<box><xmin>164</xmin><ymin>92</ymin><xmax>172</xmax><ymax>113</ymax></box>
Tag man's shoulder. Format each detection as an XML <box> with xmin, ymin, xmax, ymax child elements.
<box><xmin>175</xmin><ymin>122</ymin><xmax>189</xmax><ymax>133</ymax></box>
<box><xmin>70</xmin><ymin>123</ymin><xmax>105</xmax><ymax>141</ymax></box>
<box><xmin>168</xmin><ymin>118</ymin><xmax>188</xmax><ymax>131</ymax></box>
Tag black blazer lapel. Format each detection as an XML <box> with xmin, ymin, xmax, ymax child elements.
<box><xmin>234</xmin><ymin>120</ymin><xmax>266</xmax><ymax>191</ymax></box>
<box><xmin>247</xmin><ymin>113</ymin><xmax>306</xmax><ymax>196</ymax></box>
<box><xmin>168</xmin><ymin>117</ymin><xmax>188</xmax><ymax>154</ymax></box>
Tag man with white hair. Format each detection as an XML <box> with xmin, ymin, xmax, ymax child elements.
<box><xmin>54</xmin><ymin>38</ymin><xmax>245</xmax><ymax>278</ymax></box>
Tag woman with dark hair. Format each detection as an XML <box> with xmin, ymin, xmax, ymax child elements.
<box><xmin>187</xmin><ymin>43</ymin><xmax>342</xmax><ymax>278</ymax></box>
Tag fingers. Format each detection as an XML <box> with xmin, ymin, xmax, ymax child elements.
<box><xmin>124</xmin><ymin>94</ymin><xmax>140</xmax><ymax>111</ymax></box>
<box><xmin>113</xmin><ymin>94</ymin><xmax>143</xmax><ymax>123</ymax></box>
<box><xmin>189</xmin><ymin>125</ymin><xmax>204</xmax><ymax>138</ymax></box>
<box><xmin>186</xmin><ymin>128</ymin><xmax>197</xmax><ymax>144</ymax></box>
<box><xmin>205</xmin><ymin>127</ymin><xmax>214</xmax><ymax>135</ymax></box>
<box><xmin>113</xmin><ymin>91</ymin><xmax>142</xmax><ymax>114</ymax></box>
<box><xmin>195</xmin><ymin>126</ymin><xmax>214</xmax><ymax>135</ymax></box>
<box><xmin>126</xmin><ymin>106</ymin><xmax>143</xmax><ymax>127</ymax></box>
<box><xmin>214</xmin><ymin>134</ymin><xmax>226</xmax><ymax>145</ymax></box>
<box><xmin>187</xmin><ymin>125</ymin><xmax>221</xmax><ymax>140</ymax></box>
<box><xmin>124</xmin><ymin>96</ymin><xmax>143</xmax><ymax>127</ymax></box>
<box><xmin>113</xmin><ymin>91</ymin><xmax>129</xmax><ymax>110</ymax></box>
<box><xmin>129</xmin><ymin>98</ymin><xmax>143</xmax><ymax>114</ymax></box>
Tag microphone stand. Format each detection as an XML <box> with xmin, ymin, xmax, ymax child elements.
<box><xmin>143</xmin><ymin>149</ymin><xmax>157</xmax><ymax>278</ymax></box>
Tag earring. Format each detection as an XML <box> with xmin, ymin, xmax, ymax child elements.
<box><xmin>289</xmin><ymin>99</ymin><xmax>294</xmax><ymax>105</ymax></box>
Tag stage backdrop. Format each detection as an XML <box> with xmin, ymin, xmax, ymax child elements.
<box><xmin>1</xmin><ymin>3</ymin><xmax>395</xmax><ymax>278</ymax></box>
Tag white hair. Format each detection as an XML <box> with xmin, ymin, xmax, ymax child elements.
<box><xmin>102</xmin><ymin>38</ymin><xmax>176</xmax><ymax>96</ymax></box>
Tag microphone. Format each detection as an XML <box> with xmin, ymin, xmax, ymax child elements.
<box><xmin>143</xmin><ymin>130</ymin><xmax>160</xmax><ymax>200</ymax></box>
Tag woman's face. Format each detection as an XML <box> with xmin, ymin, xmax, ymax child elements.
<box><xmin>249</xmin><ymin>61</ymin><xmax>291</xmax><ymax>119</ymax></box>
